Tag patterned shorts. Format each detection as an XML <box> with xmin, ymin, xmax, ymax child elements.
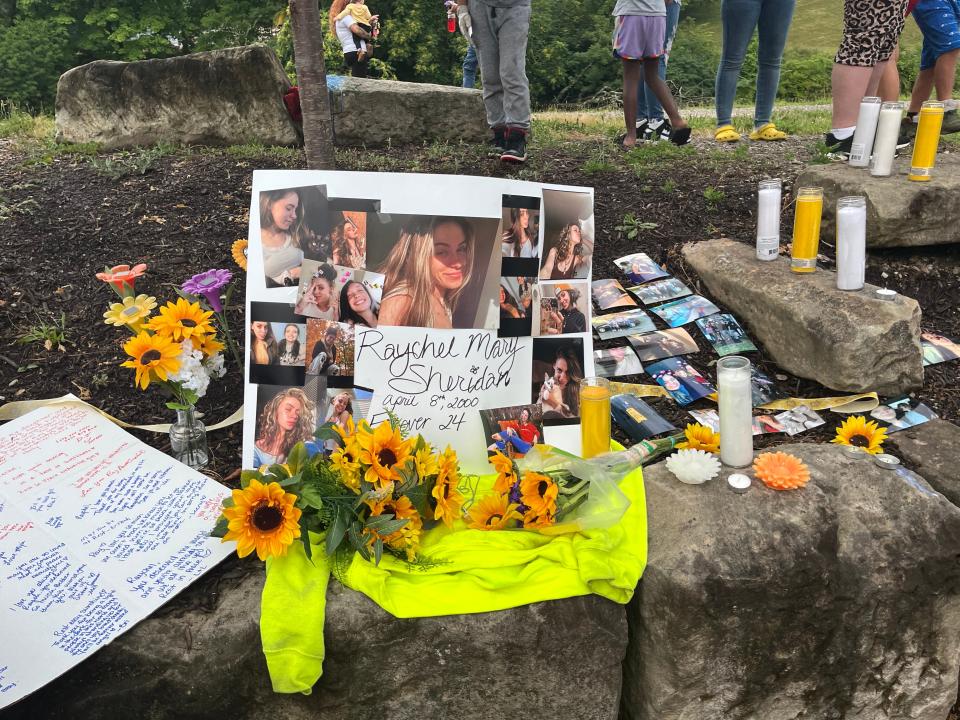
<box><xmin>835</xmin><ymin>0</ymin><xmax>910</xmax><ymax>66</ymax></box>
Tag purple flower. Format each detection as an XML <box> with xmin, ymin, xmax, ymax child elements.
<box><xmin>183</xmin><ymin>269</ymin><xmax>233</xmax><ymax>312</ymax></box>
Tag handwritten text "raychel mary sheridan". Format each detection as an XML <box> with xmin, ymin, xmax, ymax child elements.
<box><xmin>355</xmin><ymin>330</ymin><xmax>523</xmax><ymax>396</ymax></box>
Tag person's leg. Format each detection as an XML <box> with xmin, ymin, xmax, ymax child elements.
<box><xmin>623</xmin><ymin>59</ymin><xmax>644</xmax><ymax>147</ymax></box>
<box><xmin>645</xmin><ymin>0</ymin><xmax>681</xmax><ymax>124</ymax></box>
<box><xmin>495</xmin><ymin>4</ymin><xmax>532</xmax><ymax>131</ymax></box>
<box><xmin>469</xmin><ymin>0</ymin><xmax>506</xmax><ymax>129</ymax></box>
<box><xmin>879</xmin><ymin>44</ymin><xmax>901</xmax><ymax>100</ymax></box>
<box><xmin>644</xmin><ymin>57</ymin><xmax>686</xmax><ymax>129</ymax></box>
<box><xmin>910</xmin><ymin>68</ymin><xmax>936</xmax><ymax>111</ymax></box>
<box><xmin>753</xmin><ymin>0</ymin><xmax>796</xmax><ymax>128</ymax></box>
<box><xmin>715</xmin><ymin>0</ymin><xmax>762</xmax><ymax>128</ymax></box>
<box><xmin>934</xmin><ymin>48</ymin><xmax>960</xmax><ymax>100</ymax></box>
<box><xmin>463</xmin><ymin>43</ymin><xmax>478</xmax><ymax>89</ymax></box>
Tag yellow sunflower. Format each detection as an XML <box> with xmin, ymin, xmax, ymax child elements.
<box><xmin>357</xmin><ymin>420</ymin><xmax>414</xmax><ymax>488</ymax></box>
<box><xmin>677</xmin><ymin>423</ymin><xmax>721</xmax><ymax>454</ymax></box>
<box><xmin>147</xmin><ymin>298</ymin><xmax>214</xmax><ymax>343</ymax></box>
<box><xmin>103</xmin><ymin>294</ymin><xmax>157</xmax><ymax>333</ymax></box>
<box><xmin>520</xmin><ymin>471</ymin><xmax>559</xmax><ymax>517</ymax></box>
<box><xmin>193</xmin><ymin>332</ymin><xmax>225</xmax><ymax>357</ymax></box>
<box><xmin>832</xmin><ymin>416</ymin><xmax>887</xmax><ymax>455</ymax></box>
<box><xmin>467</xmin><ymin>493</ymin><xmax>522</xmax><ymax>531</ymax></box>
<box><xmin>522</xmin><ymin>508</ymin><xmax>555</xmax><ymax>530</ymax></box>
<box><xmin>413</xmin><ymin>445</ymin><xmax>439</xmax><ymax>480</ymax></box>
<box><xmin>333</xmin><ymin>415</ymin><xmax>357</xmax><ymax>444</ymax></box>
<box><xmin>365</xmin><ymin>496</ymin><xmax>422</xmax><ymax>561</ymax></box>
<box><xmin>221</xmin><ymin>479</ymin><xmax>302</xmax><ymax>561</ymax></box>
<box><xmin>120</xmin><ymin>331</ymin><xmax>181</xmax><ymax>390</ymax></box>
<box><xmin>432</xmin><ymin>445</ymin><xmax>463</xmax><ymax>528</ymax></box>
<box><xmin>232</xmin><ymin>239</ymin><xmax>248</xmax><ymax>271</ymax></box>
<box><xmin>491</xmin><ymin>451</ymin><xmax>518</xmax><ymax>493</ymax></box>
<box><xmin>330</xmin><ymin>438</ymin><xmax>363</xmax><ymax>492</ymax></box>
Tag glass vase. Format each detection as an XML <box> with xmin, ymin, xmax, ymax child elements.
<box><xmin>169</xmin><ymin>407</ymin><xmax>209</xmax><ymax>469</ymax></box>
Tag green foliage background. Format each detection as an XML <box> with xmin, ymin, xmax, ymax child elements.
<box><xmin>0</xmin><ymin>0</ymin><xmax>931</xmax><ymax>112</ymax></box>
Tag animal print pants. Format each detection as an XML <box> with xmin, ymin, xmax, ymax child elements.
<box><xmin>835</xmin><ymin>0</ymin><xmax>910</xmax><ymax>65</ymax></box>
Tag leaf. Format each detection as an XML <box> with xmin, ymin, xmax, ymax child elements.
<box><xmin>369</xmin><ymin>517</ymin><xmax>408</xmax><ymax>536</ymax></box>
<box><xmin>326</xmin><ymin>506</ymin><xmax>348</xmax><ymax>556</ymax></box>
<box><xmin>298</xmin><ymin>485</ymin><xmax>325</xmax><ymax>510</ymax></box>
<box><xmin>268</xmin><ymin>463</ymin><xmax>291</xmax><ymax>479</ymax></box>
<box><xmin>286</xmin><ymin>442</ymin><xmax>307</xmax><ymax>472</ymax></box>
<box><xmin>348</xmin><ymin>521</ymin><xmax>371</xmax><ymax>561</ymax></box>
<box><xmin>210</xmin><ymin>515</ymin><xmax>229</xmax><ymax>538</ymax></box>
<box><xmin>404</xmin><ymin>480</ymin><xmax>433</xmax><ymax>520</ymax></box>
<box><xmin>314</xmin><ymin>421</ymin><xmax>342</xmax><ymax>445</ymax></box>
<box><xmin>239</xmin><ymin>469</ymin><xmax>263</xmax><ymax>488</ymax></box>
<box><xmin>299</xmin><ymin>515</ymin><xmax>313</xmax><ymax>561</ymax></box>
<box><xmin>374</xmin><ymin>538</ymin><xmax>383</xmax><ymax>566</ymax></box>
<box><xmin>364</xmin><ymin>513</ymin><xmax>397</xmax><ymax>530</ymax></box>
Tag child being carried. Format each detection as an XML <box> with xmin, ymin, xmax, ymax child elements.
<box><xmin>336</xmin><ymin>1</ymin><xmax>380</xmax><ymax>61</ymax></box>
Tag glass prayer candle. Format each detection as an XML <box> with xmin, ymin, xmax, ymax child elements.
<box><xmin>909</xmin><ymin>101</ymin><xmax>945</xmax><ymax>181</ymax></box>
<box><xmin>790</xmin><ymin>187</ymin><xmax>823</xmax><ymax>273</ymax></box>
<box><xmin>580</xmin><ymin>377</ymin><xmax>612</xmax><ymax>459</ymax></box>
<box><xmin>870</xmin><ymin>101</ymin><xmax>904</xmax><ymax>177</ymax></box>
<box><xmin>836</xmin><ymin>196</ymin><xmax>866</xmax><ymax>291</ymax></box>
<box><xmin>848</xmin><ymin>97</ymin><xmax>882</xmax><ymax>168</ymax></box>
<box><xmin>717</xmin><ymin>356</ymin><xmax>753</xmax><ymax>468</ymax></box>
<box><xmin>756</xmin><ymin>178</ymin><xmax>782</xmax><ymax>261</ymax></box>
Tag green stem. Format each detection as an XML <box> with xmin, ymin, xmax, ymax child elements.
<box><xmin>216</xmin><ymin>309</ymin><xmax>243</xmax><ymax>371</ymax></box>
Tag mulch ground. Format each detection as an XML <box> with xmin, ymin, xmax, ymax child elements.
<box><xmin>1</xmin><ymin>131</ymin><xmax>959</xmax><ymax>714</ymax></box>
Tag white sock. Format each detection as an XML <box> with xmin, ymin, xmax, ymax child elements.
<box><xmin>830</xmin><ymin>126</ymin><xmax>855</xmax><ymax>140</ymax></box>
<box><xmin>944</xmin><ymin>98</ymin><xmax>958</xmax><ymax>111</ymax></box>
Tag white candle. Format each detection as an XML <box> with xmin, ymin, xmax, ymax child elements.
<box><xmin>756</xmin><ymin>179</ymin><xmax>781</xmax><ymax>261</ymax></box>
<box><xmin>871</xmin><ymin>101</ymin><xmax>905</xmax><ymax>177</ymax></box>
<box><xmin>717</xmin><ymin>356</ymin><xmax>753</xmax><ymax>468</ymax></box>
<box><xmin>849</xmin><ymin>97</ymin><xmax>882</xmax><ymax>168</ymax></box>
<box><xmin>836</xmin><ymin>196</ymin><xmax>866</xmax><ymax>291</ymax></box>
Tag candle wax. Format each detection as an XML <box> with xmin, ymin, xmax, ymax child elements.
<box><xmin>791</xmin><ymin>196</ymin><xmax>823</xmax><ymax>273</ymax></box>
<box><xmin>910</xmin><ymin>109</ymin><xmax>944</xmax><ymax>181</ymax></box>
<box><xmin>871</xmin><ymin>108</ymin><xmax>902</xmax><ymax>177</ymax></box>
<box><xmin>756</xmin><ymin>187</ymin><xmax>781</xmax><ymax>260</ymax></box>
<box><xmin>849</xmin><ymin>100</ymin><xmax>882</xmax><ymax>167</ymax></box>
<box><xmin>580</xmin><ymin>385</ymin><xmax>611</xmax><ymax>459</ymax></box>
<box><xmin>836</xmin><ymin>205</ymin><xmax>866</xmax><ymax>291</ymax></box>
<box><xmin>718</xmin><ymin>371</ymin><xmax>753</xmax><ymax>468</ymax></box>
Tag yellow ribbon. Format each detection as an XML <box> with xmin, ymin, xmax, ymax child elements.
<box><xmin>608</xmin><ymin>382</ymin><xmax>669</xmax><ymax>399</ymax></box>
<box><xmin>609</xmin><ymin>383</ymin><xmax>879</xmax><ymax>414</ymax></box>
<box><xmin>0</xmin><ymin>393</ymin><xmax>244</xmax><ymax>433</ymax></box>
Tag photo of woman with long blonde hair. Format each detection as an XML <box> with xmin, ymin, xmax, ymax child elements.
<box><xmin>253</xmin><ymin>387</ymin><xmax>317</xmax><ymax>467</ymax></box>
<box><xmin>378</xmin><ymin>217</ymin><xmax>475</xmax><ymax>328</ymax></box>
<box><xmin>259</xmin><ymin>188</ymin><xmax>306</xmax><ymax>287</ymax></box>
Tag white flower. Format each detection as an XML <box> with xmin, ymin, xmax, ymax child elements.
<box><xmin>205</xmin><ymin>352</ymin><xmax>226</xmax><ymax>379</ymax></box>
<box><xmin>170</xmin><ymin>340</ymin><xmax>210</xmax><ymax>398</ymax></box>
<box><xmin>666</xmin><ymin>449</ymin><xmax>721</xmax><ymax>485</ymax></box>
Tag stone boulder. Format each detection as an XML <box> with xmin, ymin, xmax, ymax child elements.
<box><xmin>5</xmin><ymin>558</ymin><xmax>627</xmax><ymax>720</ymax></box>
<box><xmin>889</xmin><ymin>419</ymin><xmax>960</xmax><ymax>506</ymax></box>
<box><xmin>56</xmin><ymin>46</ymin><xmax>301</xmax><ymax>150</ymax></box>
<box><xmin>796</xmin><ymin>155</ymin><xmax>960</xmax><ymax>248</ymax></box>
<box><xmin>325</xmin><ymin>75</ymin><xmax>487</xmax><ymax>146</ymax></box>
<box><xmin>682</xmin><ymin>238</ymin><xmax>923</xmax><ymax>395</ymax></box>
<box><xmin>621</xmin><ymin>443</ymin><xmax>960</xmax><ymax>720</ymax></box>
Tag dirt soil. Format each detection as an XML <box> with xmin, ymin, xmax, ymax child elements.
<box><xmin>1</xmin><ymin>132</ymin><xmax>958</xmax><ymax>715</ymax></box>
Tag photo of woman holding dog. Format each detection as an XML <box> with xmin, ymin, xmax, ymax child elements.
<box><xmin>532</xmin><ymin>338</ymin><xmax>584</xmax><ymax>422</ymax></box>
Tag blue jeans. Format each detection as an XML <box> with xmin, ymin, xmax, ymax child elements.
<box><xmin>463</xmin><ymin>43</ymin><xmax>478</xmax><ymax>89</ymax></box>
<box><xmin>714</xmin><ymin>0</ymin><xmax>796</xmax><ymax>128</ymax></box>
<box><xmin>636</xmin><ymin>1</ymin><xmax>681</xmax><ymax>121</ymax></box>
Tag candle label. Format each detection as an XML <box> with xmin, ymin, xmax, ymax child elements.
<box><xmin>756</xmin><ymin>238</ymin><xmax>779</xmax><ymax>260</ymax></box>
<box><xmin>849</xmin><ymin>143</ymin><xmax>867</xmax><ymax>164</ymax></box>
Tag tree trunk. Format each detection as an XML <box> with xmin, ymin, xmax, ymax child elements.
<box><xmin>288</xmin><ymin>0</ymin><xmax>336</xmax><ymax>170</ymax></box>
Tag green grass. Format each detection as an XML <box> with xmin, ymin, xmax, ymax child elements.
<box><xmin>0</xmin><ymin>104</ymin><xmax>53</xmax><ymax>140</ymax></box>
<box><xmin>15</xmin><ymin>312</ymin><xmax>70</xmax><ymax>351</ymax></box>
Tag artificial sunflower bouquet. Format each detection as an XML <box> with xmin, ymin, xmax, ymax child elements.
<box><xmin>213</xmin><ymin>417</ymin><xmax>465</xmax><ymax>564</ymax></box>
<box><xmin>97</xmin><ymin>263</ymin><xmax>229</xmax><ymax>409</ymax></box>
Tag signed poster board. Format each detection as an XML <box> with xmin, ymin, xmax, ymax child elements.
<box><xmin>244</xmin><ymin>172</ymin><xmax>595</xmax><ymax>473</ymax></box>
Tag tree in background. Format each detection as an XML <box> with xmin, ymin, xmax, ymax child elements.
<box><xmin>288</xmin><ymin>0</ymin><xmax>335</xmax><ymax>169</ymax></box>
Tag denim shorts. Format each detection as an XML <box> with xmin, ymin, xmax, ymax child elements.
<box><xmin>913</xmin><ymin>0</ymin><xmax>960</xmax><ymax>69</ymax></box>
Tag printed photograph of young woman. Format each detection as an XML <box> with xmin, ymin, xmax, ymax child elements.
<box><xmin>305</xmin><ymin>319</ymin><xmax>355</xmax><ymax>379</ymax></box>
<box><xmin>532</xmin><ymin>338</ymin><xmax>585</xmax><ymax>424</ymax></box>
<box><xmin>295</xmin><ymin>261</ymin><xmax>339</xmax><ymax>320</ymax></box>
<box><xmin>539</xmin><ymin>190</ymin><xmax>593</xmax><ymax>281</ymax></box>
<box><xmin>253</xmin><ymin>385</ymin><xmax>319</xmax><ymax>467</ymax></box>
<box><xmin>535</xmin><ymin>282</ymin><xmax>589</xmax><ymax>336</ymax></box>
<box><xmin>258</xmin><ymin>185</ymin><xmax>328</xmax><ymax>288</ymax></box>
<box><xmin>366</xmin><ymin>215</ymin><xmax>500</xmax><ymax>329</ymax></box>
<box><xmin>335</xmin><ymin>266</ymin><xmax>384</xmax><ymax>328</ymax></box>
<box><xmin>272</xmin><ymin>323</ymin><xmax>307</xmax><ymax>366</ymax></box>
<box><xmin>501</xmin><ymin>206</ymin><xmax>539</xmax><ymax>260</ymax></box>
<box><xmin>250</xmin><ymin>320</ymin><xmax>278</xmax><ymax>366</ymax></box>
<box><xmin>331</xmin><ymin>211</ymin><xmax>367</xmax><ymax>268</ymax></box>
<box><xmin>480</xmin><ymin>404</ymin><xmax>543</xmax><ymax>459</ymax></box>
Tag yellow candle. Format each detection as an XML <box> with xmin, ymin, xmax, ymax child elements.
<box><xmin>791</xmin><ymin>187</ymin><xmax>823</xmax><ymax>273</ymax></box>
<box><xmin>580</xmin><ymin>378</ymin><xmax>611</xmax><ymax>459</ymax></box>
<box><xmin>909</xmin><ymin>101</ymin><xmax>944</xmax><ymax>182</ymax></box>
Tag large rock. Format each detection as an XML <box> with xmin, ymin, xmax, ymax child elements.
<box><xmin>796</xmin><ymin>155</ymin><xmax>960</xmax><ymax>248</ymax></box>
<box><xmin>621</xmin><ymin>443</ymin><xmax>960</xmax><ymax>720</ymax></box>
<box><xmin>326</xmin><ymin>75</ymin><xmax>487</xmax><ymax>146</ymax></box>
<box><xmin>56</xmin><ymin>46</ymin><xmax>301</xmax><ymax>150</ymax></box>
<box><xmin>682</xmin><ymin>238</ymin><xmax>923</xmax><ymax>395</ymax></box>
<box><xmin>5</xmin><ymin>558</ymin><xmax>627</xmax><ymax>719</ymax></box>
<box><xmin>889</xmin><ymin>419</ymin><xmax>960</xmax><ymax>506</ymax></box>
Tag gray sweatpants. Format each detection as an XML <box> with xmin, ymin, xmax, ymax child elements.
<box><xmin>468</xmin><ymin>0</ymin><xmax>532</xmax><ymax>130</ymax></box>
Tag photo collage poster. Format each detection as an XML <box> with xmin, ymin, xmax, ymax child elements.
<box><xmin>244</xmin><ymin>171</ymin><xmax>595</xmax><ymax>473</ymax></box>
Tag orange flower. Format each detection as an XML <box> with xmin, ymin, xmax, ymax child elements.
<box><xmin>491</xmin><ymin>451</ymin><xmax>517</xmax><ymax>493</ymax></box>
<box><xmin>519</xmin><ymin>471</ymin><xmax>559</xmax><ymax>517</ymax></box>
<box><xmin>432</xmin><ymin>445</ymin><xmax>463</xmax><ymax>528</ymax></box>
<box><xmin>522</xmin><ymin>508</ymin><xmax>555</xmax><ymax>529</ymax></box>
<box><xmin>467</xmin><ymin>493</ymin><xmax>522</xmax><ymax>531</ymax></box>
<box><xmin>96</xmin><ymin>263</ymin><xmax>147</xmax><ymax>297</ymax></box>
<box><xmin>753</xmin><ymin>451</ymin><xmax>810</xmax><ymax>490</ymax></box>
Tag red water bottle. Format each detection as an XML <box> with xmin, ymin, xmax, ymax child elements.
<box><xmin>445</xmin><ymin>1</ymin><xmax>456</xmax><ymax>32</ymax></box>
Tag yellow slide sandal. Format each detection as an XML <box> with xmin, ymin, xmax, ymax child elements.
<box><xmin>750</xmin><ymin>123</ymin><xmax>787</xmax><ymax>141</ymax></box>
<box><xmin>714</xmin><ymin>125</ymin><xmax>741</xmax><ymax>143</ymax></box>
